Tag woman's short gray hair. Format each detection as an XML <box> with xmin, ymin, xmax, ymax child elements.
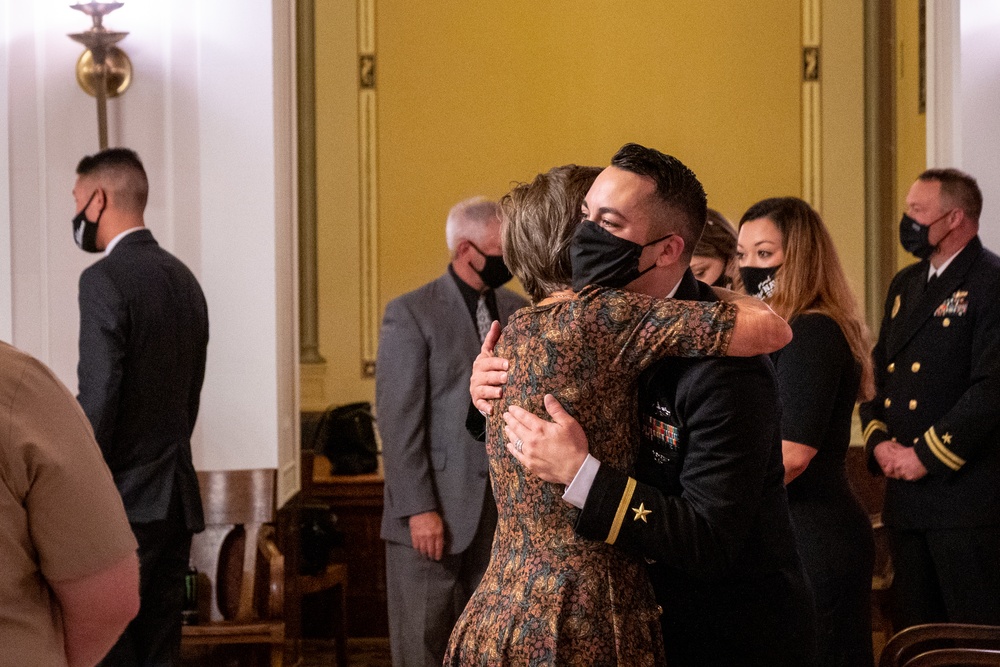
<box><xmin>500</xmin><ymin>165</ymin><xmax>601</xmax><ymax>303</ymax></box>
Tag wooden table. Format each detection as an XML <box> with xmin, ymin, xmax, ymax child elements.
<box><xmin>301</xmin><ymin>451</ymin><xmax>388</xmax><ymax>638</ymax></box>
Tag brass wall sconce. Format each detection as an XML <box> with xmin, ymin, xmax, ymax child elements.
<box><xmin>68</xmin><ymin>2</ymin><xmax>133</xmax><ymax>150</ymax></box>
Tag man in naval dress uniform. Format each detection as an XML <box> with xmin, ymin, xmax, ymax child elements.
<box><xmin>859</xmin><ymin>168</ymin><xmax>1000</xmax><ymax>628</ymax></box>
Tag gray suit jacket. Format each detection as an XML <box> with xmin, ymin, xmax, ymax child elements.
<box><xmin>77</xmin><ymin>229</ymin><xmax>209</xmax><ymax>532</ymax></box>
<box><xmin>376</xmin><ymin>272</ymin><xmax>526</xmax><ymax>554</ymax></box>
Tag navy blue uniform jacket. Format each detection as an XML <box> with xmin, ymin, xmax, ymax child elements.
<box><xmin>574</xmin><ymin>270</ymin><xmax>816</xmax><ymax>667</ymax></box>
<box><xmin>859</xmin><ymin>236</ymin><xmax>1000</xmax><ymax>529</ymax></box>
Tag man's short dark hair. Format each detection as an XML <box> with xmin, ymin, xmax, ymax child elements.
<box><xmin>76</xmin><ymin>148</ymin><xmax>149</xmax><ymax>214</ymax></box>
<box><xmin>610</xmin><ymin>143</ymin><xmax>708</xmax><ymax>259</ymax></box>
<box><xmin>919</xmin><ymin>167</ymin><xmax>983</xmax><ymax>222</ymax></box>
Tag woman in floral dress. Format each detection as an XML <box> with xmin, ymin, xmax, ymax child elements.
<box><xmin>445</xmin><ymin>165</ymin><xmax>789</xmax><ymax>666</ymax></box>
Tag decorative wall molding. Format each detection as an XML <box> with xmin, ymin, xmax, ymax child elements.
<box><xmin>863</xmin><ymin>0</ymin><xmax>899</xmax><ymax>332</ymax></box>
<box><xmin>273</xmin><ymin>0</ymin><xmax>301</xmax><ymax>507</ymax></box>
<box><xmin>802</xmin><ymin>0</ymin><xmax>823</xmax><ymax>210</ymax></box>
<box><xmin>280</xmin><ymin>458</ymin><xmax>299</xmax><ymax>506</ymax></box>
<box><xmin>358</xmin><ymin>0</ymin><xmax>379</xmax><ymax>378</ymax></box>
<box><xmin>297</xmin><ymin>0</ymin><xmax>324</xmax><ymax>367</ymax></box>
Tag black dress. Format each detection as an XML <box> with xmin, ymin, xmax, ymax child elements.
<box><xmin>773</xmin><ymin>313</ymin><xmax>875</xmax><ymax>667</ymax></box>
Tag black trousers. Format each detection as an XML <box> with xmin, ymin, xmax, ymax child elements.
<box><xmin>99</xmin><ymin>494</ymin><xmax>193</xmax><ymax>667</ymax></box>
<box><xmin>889</xmin><ymin>526</ymin><xmax>1000</xmax><ymax>629</ymax></box>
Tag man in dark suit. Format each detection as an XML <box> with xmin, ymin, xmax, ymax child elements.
<box><xmin>72</xmin><ymin>148</ymin><xmax>209</xmax><ymax>666</ymax></box>
<box><xmin>859</xmin><ymin>168</ymin><xmax>1000</xmax><ymax>627</ymax></box>
<box><xmin>376</xmin><ymin>197</ymin><xmax>527</xmax><ymax>667</ymax></box>
<box><xmin>474</xmin><ymin>144</ymin><xmax>816</xmax><ymax>666</ymax></box>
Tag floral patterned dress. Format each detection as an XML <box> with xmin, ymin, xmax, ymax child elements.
<box><xmin>444</xmin><ymin>285</ymin><xmax>736</xmax><ymax>666</ymax></box>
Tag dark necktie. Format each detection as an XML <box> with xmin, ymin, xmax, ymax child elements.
<box><xmin>925</xmin><ymin>273</ymin><xmax>937</xmax><ymax>291</ymax></box>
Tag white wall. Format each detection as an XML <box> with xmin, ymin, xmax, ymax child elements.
<box><xmin>960</xmin><ymin>0</ymin><xmax>1000</xmax><ymax>251</ymax></box>
<box><xmin>0</xmin><ymin>0</ymin><xmax>12</xmax><ymax>342</ymax></box>
<box><xmin>0</xmin><ymin>0</ymin><xmax>299</xmax><ymax>490</ymax></box>
<box><xmin>927</xmin><ymin>0</ymin><xmax>1000</xmax><ymax>252</ymax></box>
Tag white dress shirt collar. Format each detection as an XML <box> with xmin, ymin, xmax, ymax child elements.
<box><xmin>928</xmin><ymin>244</ymin><xmax>966</xmax><ymax>281</ymax></box>
<box><xmin>104</xmin><ymin>226</ymin><xmax>145</xmax><ymax>256</ymax></box>
<box><xmin>666</xmin><ymin>275</ymin><xmax>683</xmax><ymax>299</ymax></box>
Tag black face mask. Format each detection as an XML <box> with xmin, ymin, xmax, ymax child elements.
<box><xmin>469</xmin><ymin>242</ymin><xmax>513</xmax><ymax>289</ymax></box>
<box><xmin>740</xmin><ymin>265</ymin><xmax>779</xmax><ymax>299</ymax></box>
<box><xmin>899</xmin><ymin>211</ymin><xmax>951</xmax><ymax>260</ymax></box>
<box><xmin>570</xmin><ymin>219</ymin><xmax>672</xmax><ymax>291</ymax></box>
<box><xmin>72</xmin><ymin>191</ymin><xmax>104</xmax><ymax>253</ymax></box>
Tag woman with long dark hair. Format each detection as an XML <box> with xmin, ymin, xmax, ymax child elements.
<box><xmin>738</xmin><ymin>196</ymin><xmax>876</xmax><ymax>667</ymax></box>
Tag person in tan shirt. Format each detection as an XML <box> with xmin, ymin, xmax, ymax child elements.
<box><xmin>0</xmin><ymin>340</ymin><xmax>139</xmax><ymax>666</ymax></box>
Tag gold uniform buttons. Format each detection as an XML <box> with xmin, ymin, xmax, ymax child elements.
<box><xmin>912</xmin><ymin>362</ymin><xmax>921</xmax><ymax>373</ymax></box>
<box><xmin>888</xmin><ymin>363</ymin><xmax>896</xmax><ymax>373</ymax></box>
<box><xmin>884</xmin><ymin>398</ymin><xmax>892</xmax><ymax>408</ymax></box>
<box><xmin>909</xmin><ymin>400</ymin><xmax>918</xmax><ymax>410</ymax></box>
<box><xmin>943</xmin><ymin>318</ymin><xmax>951</xmax><ymax>327</ymax></box>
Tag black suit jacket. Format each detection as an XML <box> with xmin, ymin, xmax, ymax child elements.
<box><xmin>859</xmin><ymin>236</ymin><xmax>1000</xmax><ymax>529</ymax></box>
<box><xmin>575</xmin><ymin>270</ymin><xmax>816</xmax><ymax>667</ymax></box>
<box><xmin>77</xmin><ymin>229</ymin><xmax>208</xmax><ymax>532</ymax></box>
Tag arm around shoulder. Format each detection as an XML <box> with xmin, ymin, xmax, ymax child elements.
<box><xmin>714</xmin><ymin>288</ymin><xmax>792</xmax><ymax>356</ymax></box>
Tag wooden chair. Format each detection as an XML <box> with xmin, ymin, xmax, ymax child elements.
<box><xmin>901</xmin><ymin>648</ymin><xmax>1000</xmax><ymax>666</ymax></box>
<box><xmin>182</xmin><ymin>469</ymin><xmax>285</xmax><ymax>667</ymax></box>
<box><xmin>299</xmin><ymin>560</ymin><xmax>349</xmax><ymax>667</ymax></box>
<box><xmin>879</xmin><ymin>623</ymin><xmax>1000</xmax><ymax>667</ymax></box>
<box><xmin>297</xmin><ymin>450</ymin><xmax>349</xmax><ymax>667</ymax></box>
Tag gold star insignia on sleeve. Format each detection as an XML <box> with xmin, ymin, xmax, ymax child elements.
<box><xmin>632</xmin><ymin>503</ymin><xmax>651</xmax><ymax>523</ymax></box>
<box><xmin>943</xmin><ymin>432</ymin><xmax>952</xmax><ymax>444</ymax></box>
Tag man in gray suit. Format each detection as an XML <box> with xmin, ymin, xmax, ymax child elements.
<box><xmin>72</xmin><ymin>148</ymin><xmax>209</xmax><ymax>666</ymax></box>
<box><xmin>377</xmin><ymin>197</ymin><xmax>527</xmax><ymax>666</ymax></box>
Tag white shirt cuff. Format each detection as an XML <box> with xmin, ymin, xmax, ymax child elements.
<box><xmin>562</xmin><ymin>454</ymin><xmax>601</xmax><ymax>509</ymax></box>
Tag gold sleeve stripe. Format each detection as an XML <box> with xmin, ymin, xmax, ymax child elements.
<box><xmin>925</xmin><ymin>426</ymin><xmax>965</xmax><ymax>471</ymax></box>
<box><xmin>605</xmin><ymin>477</ymin><xmax>637</xmax><ymax>545</ymax></box>
<box><xmin>863</xmin><ymin>420</ymin><xmax>888</xmax><ymax>443</ymax></box>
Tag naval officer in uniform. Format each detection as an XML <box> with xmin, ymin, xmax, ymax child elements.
<box><xmin>474</xmin><ymin>144</ymin><xmax>816</xmax><ymax>666</ymax></box>
<box><xmin>859</xmin><ymin>168</ymin><xmax>1000</xmax><ymax>628</ymax></box>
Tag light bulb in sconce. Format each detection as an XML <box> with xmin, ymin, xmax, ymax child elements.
<box><xmin>68</xmin><ymin>2</ymin><xmax>133</xmax><ymax>150</ymax></box>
